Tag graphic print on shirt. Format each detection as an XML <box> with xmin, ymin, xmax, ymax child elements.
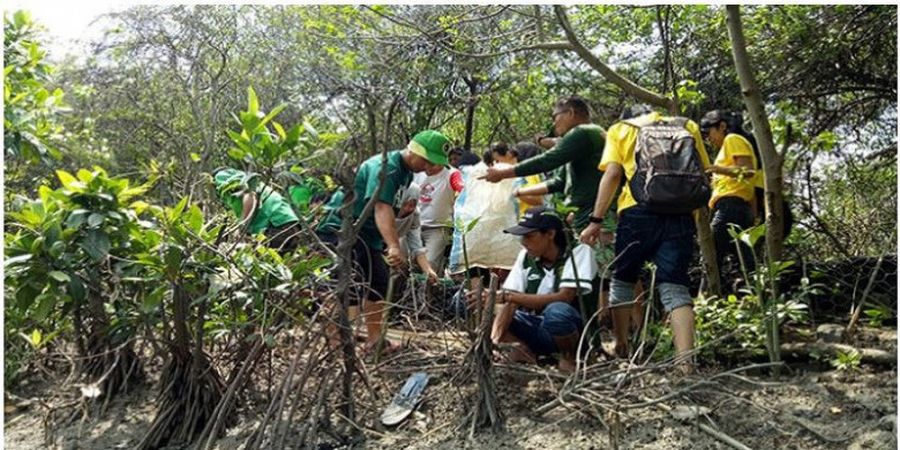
<box><xmin>419</xmin><ymin>181</ymin><xmax>435</xmax><ymax>205</ymax></box>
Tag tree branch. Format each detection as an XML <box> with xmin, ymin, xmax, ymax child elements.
<box><xmin>553</xmin><ymin>5</ymin><xmax>673</xmax><ymax>110</ymax></box>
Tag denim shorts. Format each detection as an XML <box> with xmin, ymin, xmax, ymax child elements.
<box><xmin>613</xmin><ymin>205</ymin><xmax>695</xmax><ymax>287</ymax></box>
<box><xmin>508</xmin><ymin>302</ymin><xmax>583</xmax><ymax>356</ymax></box>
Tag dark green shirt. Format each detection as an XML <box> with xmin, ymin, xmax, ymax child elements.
<box><xmin>316</xmin><ymin>151</ymin><xmax>412</xmax><ymax>251</ymax></box>
<box><xmin>316</xmin><ymin>190</ymin><xmax>344</xmax><ymax>234</ymax></box>
<box><xmin>514</xmin><ymin>124</ymin><xmax>604</xmax><ymax>226</ymax></box>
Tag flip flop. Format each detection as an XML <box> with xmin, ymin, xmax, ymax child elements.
<box><xmin>381</xmin><ymin>372</ymin><xmax>430</xmax><ymax>426</ymax></box>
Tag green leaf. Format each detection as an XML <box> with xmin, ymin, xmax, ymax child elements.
<box><xmin>303</xmin><ymin>121</ymin><xmax>319</xmax><ymax>140</ymax></box>
<box><xmin>87</xmin><ymin>212</ymin><xmax>105</xmax><ymax>228</ymax></box>
<box><xmin>55</xmin><ymin>170</ymin><xmax>78</xmax><ymax>188</ymax></box>
<box><xmin>48</xmin><ymin>271</ymin><xmax>70</xmax><ymax>282</ymax></box>
<box><xmin>186</xmin><ymin>204</ymin><xmax>203</xmax><ymax>233</ymax></box>
<box><xmin>738</xmin><ymin>223</ymin><xmax>767</xmax><ymax>248</ymax></box>
<box><xmin>169</xmin><ymin>197</ymin><xmax>189</xmax><ymax>222</ymax></box>
<box><xmin>29</xmin><ymin>329</ymin><xmax>43</xmax><ymax>348</ymax></box>
<box><xmin>258</xmin><ymin>103</ymin><xmax>286</xmax><ymax>129</ymax></box>
<box><xmin>65</xmin><ymin>209</ymin><xmax>90</xmax><ymax>228</ymax></box>
<box><xmin>130</xmin><ymin>201</ymin><xmax>150</xmax><ymax>214</ymax></box>
<box><xmin>15</xmin><ymin>284</ymin><xmax>39</xmax><ymax>310</ymax></box>
<box><xmin>227</xmin><ymin>147</ymin><xmax>246</xmax><ymax>161</ymax></box>
<box><xmin>247</xmin><ymin>86</ymin><xmax>259</xmax><ymax>115</ymax></box>
<box><xmin>190</xmin><ymin>152</ymin><xmax>201</xmax><ymax>162</ymax></box>
<box><xmin>38</xmin><ymin>185</ymin><xmax>53</xmax><ymax>204</ymax></box>
<box><xmin>120</xmin><ymin>182</ymin><xmax>153</xmax><ymax>202</ymax></box>
<box><xmin>465</xmin><ymin>217</ymin><xmax>481</xmax><ymax>233</ymax></box>
<box><xmin>33</xmin><ymin>293</ymin><xmax>55</xmax><ymax>321</ymax></box>
<box><xmin>284</xmin><ymin>124</ymin><xmax>302</xmax><ymax>149</ymax></box>
<box><xmin>68</xmin><ymin>276</ymin><xmax>86</xmax><ymax>302</ymax></box>
<box><xmin>239</xmin><ymin>111</ymin><xmax>262</xmax><ymax>136</ymax></box>
<box><xmin>76</xmin><ymin>168</ymin><xmax>93</xmax><ymax>182</ymax></box>
<box><xmin>141</xmin><ymin>286</ymin><xmax>166</xmax><ymax>313</ymax></box>
<box><xmin>163</xmin><ymin>247</ymin><xmax>183</xmax><ymax>276</ymax></box>
<box><xmin>273</xmin><ymin>121</ymin><xmax>286</xmax><ymax>140</ymax></box>
<box><xmin>80</xmin><ymin>229</ymin><xmax>110</xmax><ymax>261</ymax></box>
<box><xmin>6</xmin><ymin>254</ymin><xmax>34</xmax><ymax>267</ymax></box>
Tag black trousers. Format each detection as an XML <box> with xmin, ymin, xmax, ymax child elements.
<box><xmin>711</xmin><ymin>196</ymin><xmax>756</xmax><ymax>279</ymax></box>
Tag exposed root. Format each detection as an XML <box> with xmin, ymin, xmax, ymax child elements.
<box><xmin>459</xmin><ymin>274</ymin><xmax>503</xmax><ymax>438</ymax></box>
<box><xmin>134</xmin><ymin>351</ymin><xmax>226</xmax><ymax>450</ymax></box>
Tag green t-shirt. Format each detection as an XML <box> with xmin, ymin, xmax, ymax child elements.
<box><xmin>214</xmin><ymin>169</ymin><xmax>299</xmax><ymax>235</ymax></box>
<box><xmin>516</xmin><ymin>124</ymin><xmax>604</xmax><ymax>215</ymax></box>
<box><xmin>316</xmin><ymin>190</ymin><xmax>345</xmax><ymax>234</ymax></box>
<box><xmin>316</xmin><ymin>151</ymin><xmax>412</xmax><ymax>251</ymax></box>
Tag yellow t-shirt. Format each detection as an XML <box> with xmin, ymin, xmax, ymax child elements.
<box><xmin>599</xmin><ymin>112</ymin><xmax>711</xmax><ymax>213</ymax></box>
<box><xmin>709</xmin><ymin>133</ymin><xmax>757</xmax><ymax>208</ymax></box>
<box><xmin>516</xmin><ymin>174</ymin><xmax>544</xmax><ymax>217</ymax></box>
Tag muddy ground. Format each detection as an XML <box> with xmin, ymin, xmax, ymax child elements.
<box><xmin>5</xmin><ymin>327</ymin><xmax>897</xmax><ymax>450</ymax></box>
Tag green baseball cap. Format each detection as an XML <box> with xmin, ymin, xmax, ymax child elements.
<box><xmin>407</xmin><ymin>130</ymin><xmax>450</xmax><ymax>166</ymax></box>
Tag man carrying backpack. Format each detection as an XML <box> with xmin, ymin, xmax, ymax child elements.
<box><xmin>580</xmin><ymin>109</ymin><xmax>711</xmax><ymax>373</ymax></box>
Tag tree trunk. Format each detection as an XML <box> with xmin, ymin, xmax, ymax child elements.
<box><xmin>365</xmin><ymin>96</ymin><xmax>378</xmax><ymax>154</ymax></box>
<box><xmin>463</xmin><ymin>76</ymin><xmax>479</xmax><ymax>152</ymax></box>
<box><xmin>137</xmin><ymin>283</ymin><xmax>226</xmax><ymax>450</ymax></box>
<box><xmin>725</xmin><ymin>5</ymin><xmax>785</xmax><ymax>263</ymax></box>
<box><xmin>695</xmin><ymin>208</ymin><xmax>721</xmax><ymax>297</ymax></box>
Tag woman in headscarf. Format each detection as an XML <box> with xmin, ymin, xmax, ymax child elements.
<box><xmin>395</xmin><ymin>183</ymin><xmax>439</xmax><ymax>284</ymax></box>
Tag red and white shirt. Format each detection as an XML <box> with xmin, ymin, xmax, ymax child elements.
<box><xmin>414</xmin><ymin>167</ymin><xmax>463</xmax><ymax>228</ymax></box>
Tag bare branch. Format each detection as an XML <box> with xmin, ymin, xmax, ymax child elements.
<box><xmin>553</xmin><ymin>5</ymin><xmax>674</xmax><ymax>110</ymax></box>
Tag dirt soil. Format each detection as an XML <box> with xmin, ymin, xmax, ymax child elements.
<box><xmin>5</xmin><ymin>328</ymin><xmax>897</xmax><ymax>450</ymax></box>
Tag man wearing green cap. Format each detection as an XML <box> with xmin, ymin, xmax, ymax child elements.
<box><xmin>317</xmin><ymin>129</ymin><xmax>450</xmax><ymax>354</ymax></box>
<box><xmin>213</xmin><ymin>168</ymin><xmax>301</xmax><ymax>254</ymax></box>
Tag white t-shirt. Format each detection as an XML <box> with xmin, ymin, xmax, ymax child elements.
<box><xmin>415</xmin><ymin>167</ymin><xmax>459</xmax><ymax>228</ymax></box>
<box><xmin>502</xmin><ymin>243</ymin><xmax>597</xmax><ymax>295</ymax></box>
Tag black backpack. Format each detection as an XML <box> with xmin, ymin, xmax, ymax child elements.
<box><xmin>625</xmin><ymin>115</ymin><xmax>711</xmax><ymax>214</ymax></box>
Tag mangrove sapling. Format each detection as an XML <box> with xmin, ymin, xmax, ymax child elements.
<box><xmin>136</xmin><ymin>279</ymin><xmax>227</xmax><ymax>449</ymax></box>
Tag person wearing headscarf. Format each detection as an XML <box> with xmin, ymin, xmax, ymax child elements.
<box><xmin>395</xmin><ymin>183</ymin><xmax>439</xmax><ymax>284</ymax></box>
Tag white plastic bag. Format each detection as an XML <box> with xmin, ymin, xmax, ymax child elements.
<box><xmin>448</xmin><ymin>162</ymin><xmax>522</xmax><ymax>273</ymax></box>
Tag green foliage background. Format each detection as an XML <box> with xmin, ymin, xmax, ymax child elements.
<box><xmin>4</xmin><ymin>4</ymin><xmax>896</xmax><ymax>386</ymax></box>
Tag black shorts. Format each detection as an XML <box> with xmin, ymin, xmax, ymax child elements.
<box><xmin>318</xmin><ymin>232</ymin><xmax>389</xmax><ymax>302</ymax></box>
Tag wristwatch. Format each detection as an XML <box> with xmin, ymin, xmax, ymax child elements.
<box><xmin>589</xmin><ymin>215</ymin><xmax>605</xmax><ymax>224</ymax></box>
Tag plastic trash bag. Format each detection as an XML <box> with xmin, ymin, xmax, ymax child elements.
<box><xmin>448</xmin><ymin>162</ymin><xmax>522</xmax><ymax>273</ymax></box>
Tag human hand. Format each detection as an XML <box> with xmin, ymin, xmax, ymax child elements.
<box><xmin>465</xmin><ymin>289</ymin><xmax>485</xmax><ymax>310</ymax></box>
<box><xmin>425</xmin><ymin>268</ymin><xmax>439</xmax><ymax>285</ymax></box>
<box><xmin>479</xmin><ymin>166</ymin><xmax>504</xmax><ymax>183</ymax></box>
<box><xmin>566</xmin><ymin>212</ymin><xmax>575</xmax><ymax>225</ymax></box>
<box><xmin>385</xmin><ymin>246</ymin><xmax>403</xmax><ymax>267</ymax></box>
<box><xmin>580</xmin><ymin>222</ymin><xmax>602</xmax><ymax>245</ymax></box>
